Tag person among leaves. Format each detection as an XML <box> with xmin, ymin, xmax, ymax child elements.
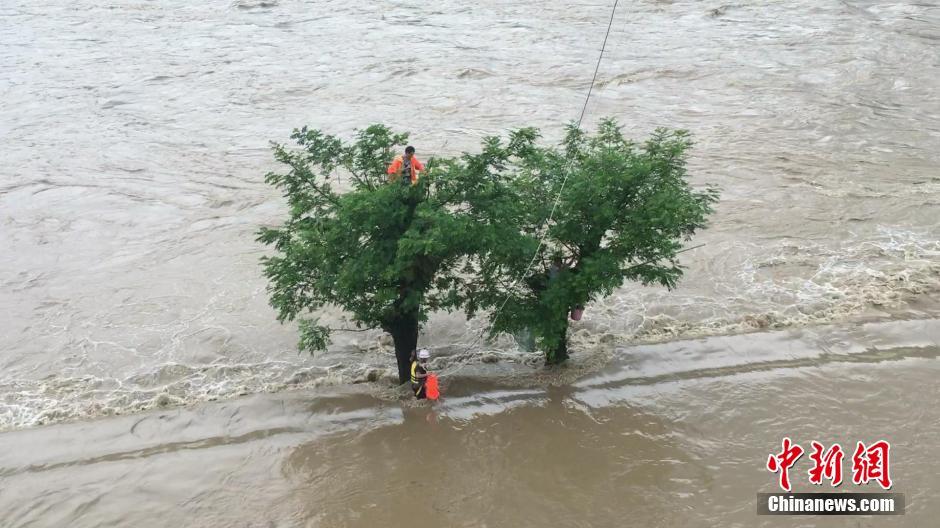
<box><xmin>387</xmin><ymin>145</ymin><xmax>424</xmax><ymax>185</ymax></box>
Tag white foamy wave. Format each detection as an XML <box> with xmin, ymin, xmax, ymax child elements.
<box><xmin>0</xmin><ymin>360</ymin><xmax>397</xmax><ymax>431</ymax></box>
<box><xmin>581</xmin><ymin>227</ymin><xmax>940</xmax><ymax>344</ymax></box>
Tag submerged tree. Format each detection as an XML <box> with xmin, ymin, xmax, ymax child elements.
<box><xmin>462</xmin><ymin>119</ymin><xmax>718</xmax><ymax>364</ymax></box>
<box><xmin>260</xmin><ymin>119</ymin><xmax>717</xmax><ymax>381</ymax></box>
<box><xmin>258</xmin><ymin>125</ymin><xmax>482</xmax><ymax>384</ymax></box>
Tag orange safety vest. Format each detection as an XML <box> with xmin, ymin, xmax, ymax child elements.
<box><xmin>387</xmin><ymin>154</ymin><xmax>424</xmax><ymax>185</ymax></box>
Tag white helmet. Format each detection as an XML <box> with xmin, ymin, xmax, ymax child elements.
<box><xmin>417</xmin><ymin>348</ymin><xmax>431</xmax><ymax>360</ymax></box>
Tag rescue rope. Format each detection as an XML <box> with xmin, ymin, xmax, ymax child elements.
<box><xmin>435</xmin><ymin>0</ymin><xmax>623</xmax><ymax>378</ymax></box>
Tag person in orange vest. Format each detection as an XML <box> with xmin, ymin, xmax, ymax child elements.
<box><xmin>387</xmin><ymin>146</ymin><xmax>424</xmax><ymax>185</ymax></box>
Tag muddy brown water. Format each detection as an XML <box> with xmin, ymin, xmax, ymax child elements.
<box><xmin>2</xmin><ymin>0</ymin><xmax>940</xmax><ymax>526</ymax></box>
<box><xmin>2</xmin><ymin>320</ymin><xmax>940</xmax><ymax>526</ymax></box>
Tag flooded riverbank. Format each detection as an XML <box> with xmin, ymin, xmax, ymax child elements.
<box><xmin>2</xmin><ymin>319</ymin><xmax>938</xmax><ymax>527</ymax></box>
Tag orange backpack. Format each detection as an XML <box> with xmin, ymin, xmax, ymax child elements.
<box><xmin>425</xmin><ymin>373</ymin><xmax>440</xmax><ymax>400</ymax></box>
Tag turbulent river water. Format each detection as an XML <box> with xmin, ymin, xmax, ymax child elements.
<box><xmin>1</xmin><ymin>0</ymin><xmax>939</xmax><ymax>526</ymax></box>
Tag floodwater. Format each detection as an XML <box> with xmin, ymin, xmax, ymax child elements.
<box><xmin>2</xmin><ymin>320</ymin><xmax>939</xmax><ymax>527</ymax></box>
<box><xmin>1</xmin><ymin>0</ymin><xmax>939</xmax><ymax>526</ymax></box>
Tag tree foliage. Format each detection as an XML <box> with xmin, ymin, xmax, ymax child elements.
<box><xmin>456</xmin><ymin>119</ymin><xmax>718</xmax><ymax>363</ymax></box>
<box><xmin>258</xmin><ymin>125</ymin><xmax>484</xmax><ymax>383</ymax></box>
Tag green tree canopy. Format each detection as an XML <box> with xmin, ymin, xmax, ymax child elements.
<box><xmin>457</xmin><ymin>119</ymin><xmax>718</xmax><ymax>363</ymax></box>
<box><xmin>258</xmin><ymin>125</ymin><xmax>483</xmax><ymax>383</ymax></box>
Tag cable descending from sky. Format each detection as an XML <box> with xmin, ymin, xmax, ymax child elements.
<box><xmin>438</xmin><ymin>0</ymin><xmax>623</xmax><ymax>376</ymax></box>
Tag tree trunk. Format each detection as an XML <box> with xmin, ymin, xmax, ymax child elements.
<box><xmin>545</xmin><ymin>310</ymin><xmax>570</xmax><ymax>365</ymax></box>
<box><xmin>387</xmin><ymin>315</ymin><xmax>420</xmax><ymax>384</ymax></box>
<box><xmin>547</xmin><ymin>325</ymin><xmax>569</xmax><ymax>365</ymax></box>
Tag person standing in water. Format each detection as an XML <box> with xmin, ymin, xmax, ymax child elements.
<box><xmin>411</xmin><ymin>348</ymin><xmax>431</xmax><ymax>399</ymax></box>
<box><xmin>387</xmin><ymin>146</ymin><xmax>424</xmax><ymax>185</ymax></box>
